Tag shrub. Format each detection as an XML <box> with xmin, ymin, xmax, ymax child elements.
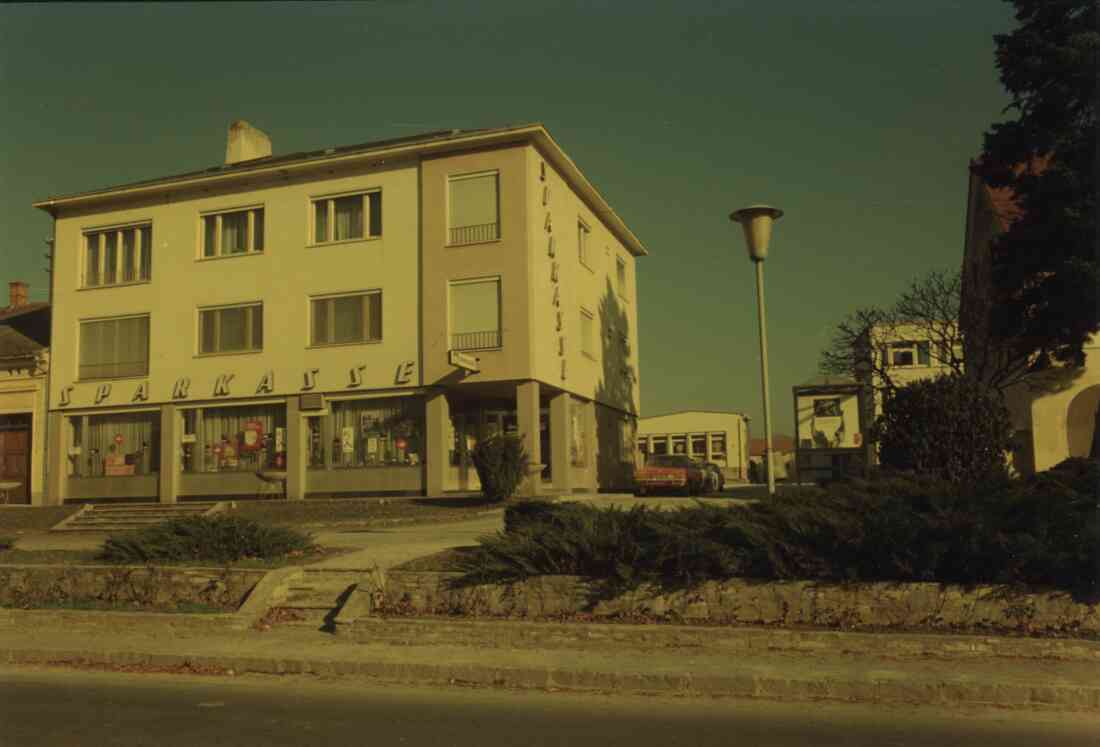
<box><xmin>871</xmin><ymin>373</ymin><xmax>1014</xmax><ymax>487</ymax></box>
<box><xmin>470</xmin><ymin>434</ymin><xmax>530</xmax><ymax>502</ymax></box>
<box><xmin>98</xmin><ymin>515</ymin><xmax>318</xmax><ymax>565</ymax></box>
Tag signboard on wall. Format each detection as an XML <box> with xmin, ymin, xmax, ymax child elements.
<box><xmin>448</xmin><ymin>350</ymin><xmax>480</xmax><ymax>373</ymax></box>
<box><xmin>241</xmin><ymin>420</ymin><xmax>264</xmax><ymax>452</ymax></box>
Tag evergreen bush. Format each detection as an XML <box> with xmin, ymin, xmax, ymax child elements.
<box><xmin>470</xmin><ymin>434</ymin><xmax>530</xmax><ymax>502</ymax></box>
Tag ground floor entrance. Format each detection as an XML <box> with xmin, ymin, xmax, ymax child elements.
<box><xmin>0</xmin><ymin>413</ymin><xmax>31</xmax><ymax>503</ymax></box>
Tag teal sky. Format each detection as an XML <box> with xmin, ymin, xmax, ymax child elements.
<box><xmin>1</xmin><ymin>1</ymin><xmax>1016</xmax><ymax>438</ymax></box>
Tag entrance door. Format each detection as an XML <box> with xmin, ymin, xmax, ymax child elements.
<box><xmin>0</xmin><ymin>414</ymin><xmax>32</xmax><ymax>504</ymax></box>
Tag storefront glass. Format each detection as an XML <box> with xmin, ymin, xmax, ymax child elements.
<box><xmin>78</xmin><ymin>412</ymin><xmax>160</xmax><ymax>477</ymax></box>
<box><xmin>191</xmin><ymin>404</ymin><xmax>287</xmax><ymax>473</ymax></box>
<box><xmin>329</xmin><ymin>397</ymin><xmax>424</xmax><ymax>468</ymax></box>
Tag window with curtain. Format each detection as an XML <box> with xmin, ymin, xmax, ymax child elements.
<box><xmin>450</xmin><ymin>278</ymin><xmax>501</xmax><ymax>351</ymax></box>
<box><xmin>448</xmin><ymin>172</ymin><xmax>499</xmax><ymax>245</ymax></box>
<box><xmin>312</xmin><ymin>192</ymin><xmax>381</xmax><ymax>244</ymax></box>
<box><xmin>83</xmin><ymin>224</ymin><xmax>153</xmax><ymax>288</ymax></box>
<box><xmin>199</xmin><ymin>303</ymin><xmax>263</xmax><ymax>354</ymax></box>
<box><xmin>201</xmin><ymin>207</ymin><xmax>264</xmax><ymax>258</ymax></box>
<box><xmin>79</xmin><ymin>315</ymin><xmax>150</xmax><ymax>380</ymax></box>
<box><xmin>328</xmin><ymin>397</ymin><xmax>425</xmax><ymax>468</ymax></box>
<box><xmin>310</xmin><ymin>291</ymin><xmax>382</xmax><ymax>346</ymax></box>
<box><xmin>194</xmin><ymin>404</ymin><xmax>286</xmax><ymax>473</ymax></box>
<box><xmin>82</xmin><ymin>412</ymin><xmax>160</xmax><ymax>477</ymax></box>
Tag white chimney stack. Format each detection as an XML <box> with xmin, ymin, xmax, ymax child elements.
<box><xmin>225</xmin><ymin>120</ymin><xmax>272</xmax><ymax>165</ymax></box>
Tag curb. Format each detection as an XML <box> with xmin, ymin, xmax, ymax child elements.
<box><xmin>2</xmin><ymin>645</ymin><xmax>1098</xmax><ymax>710</ymax></box>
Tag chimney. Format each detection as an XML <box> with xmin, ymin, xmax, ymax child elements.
<box><xmin>8</xmin><ymin>281</ymin><xmax>28</xmax><ymax>309</ymax></box>
<box><xmin>225</xmin><ymin>120</ymin><xmax>272</xmax><ymax>165</ymax></box>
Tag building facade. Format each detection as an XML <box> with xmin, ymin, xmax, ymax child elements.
<box><xmin>636</xmin><ymin>410</ymin><xmax>749</xmax><ymax>481</ymax></box>
<box><xmin>0</xmin><ymin>283</ymin><xmax>50</xmax><ymax>504</ymax></box>
<box><xmin>35</xmin><ymin>122</ymin><xmax>646</xmax><ymax>504</ymax></box>
<box><xmin>792</xmin><ymin>375</ymin><xmax>873</xmax><ymax>484</ymax></box>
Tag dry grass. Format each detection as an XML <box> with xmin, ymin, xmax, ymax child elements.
<box><xmin>0</xmin><ymin>506</ymin><xmax>81</xmax><ymax>535</ymax></box>
<box><xmin>230</xmin><ymin>496</ymin><xmax>501</xmax><ymax>528</ymax></box>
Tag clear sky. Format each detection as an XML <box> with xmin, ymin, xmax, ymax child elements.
<box><xmin>0</xmin><ymin>1</ymin><xmax>1017</xmax><ymax>438</ymax></box>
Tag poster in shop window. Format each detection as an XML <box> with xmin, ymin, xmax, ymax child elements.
<box><xmin>241</xmin><ymin>420</ymin><xmax>264</xmax><ymax>452</ymax></box>
<box><xmin>342</xmin><ymin>426</ymin><xmax>355</xmax><ymax>454</ymax></box>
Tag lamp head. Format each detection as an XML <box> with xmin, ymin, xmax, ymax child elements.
<box><xmin>729</xmin><ymin>204</ymin><xmax>784</xmax><ymax>261</ymax></box>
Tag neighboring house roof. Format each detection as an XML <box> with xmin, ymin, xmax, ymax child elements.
<box><xmin>0</xmin><ymin>325</ymin><xmax>45</xmax><ymax>361</ymax></box>
<box><xmin>0</xmin><ymin>301</ymin><xmax>49</xmax><ymax>323</ymax></box>
<box><xmin>639</xmin><ymin>409</ymin><xmax>750</xmax><ymax>421</ymax></box>
<box><xmin>33</xmin><ymin>122</ymin><xmax>648</xmax><ymax>257</ymax></box>
<box><xmin>748</xmin><ymin>435</ymin><xmax>795</xmax><ymax>457</ymax></box>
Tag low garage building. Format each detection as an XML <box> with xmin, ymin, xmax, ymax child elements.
<box><xmin>636</xmin><ymin>410</ymin><xmax>749</xmax><ymax>482</ymax></box>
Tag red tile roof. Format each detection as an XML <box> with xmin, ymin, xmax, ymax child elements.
<box><xmin>0</xmin><ymin>301</ymin><xmax>49</xmax><ymax>323</ymax></box>
<box><xmin>749</xmin><ymin>435</ymin><xmax>795</xmax><ymax>457</ymax></box>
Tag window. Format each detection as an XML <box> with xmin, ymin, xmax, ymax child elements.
<box><xmin>448</xmin><ymin>172</ymin><xmax>499</xmax><ymax>245</ymax></box>
<box><xmin>671</xmin><ymin>435</ymin><xmax>687</xmax><ymax>455</ymax></box>
<box><xmin>328</xmin><ymin>397</ymin><xmax>425</xmax><ymax>468</ymax></box>
<box><xmin>813</xmin><ymin>398</ymin><xmax>843</xmax><ymax>418</ymax></box>
<box><xmin>637</xmin><ymin>437</ymin><xmax>649</xmax><ymax>456</ymax></box>
<box><xmin>616</xmin><ymin>256</ymin><xmax>627</xmax><ymax>296</ymax></box>
<box><xmin>690</xmin><ymin>434</ymin><xmax>707</xmax><ymax>457</ymax></box>
<box><xmin>80</xmin><ymin>412</ymin><xmax>160</xmax><ymax>477</ymax></box>
<box><xmin>651</xmin><ymin>436</ymin><xmax>668</xmax><ymax>455</ymax></box>
<box><xmin>312</xmin><ymin>192</ymin><xmax>381</xmax><ymax>244</ymax></box>
<box><xmin>193</xmin><ymin>404</ymin><xmax>287</xmax><ymax>473</ymax></box>
<box><xmin>83</xmin><ymin>224</ymin><xmax>152</xmax><ymax>287</ymax></box>
<box><xmin>199</xmin><ymin>303</ymin><xmax>263</xmax><ymax>355</ymax></box>
<box><xmin>79</xmin><ymin>315</ymin><xmax>150</xmax><ymax>380</ymax></box>
<box><xmin>710</xmin><ymin>434</ymin><xmax>727</xmax><ymax>458</ymax></box>
<box><xmin>578</xmin><ymin>220</ymin><xmax>591</xmax><ymax>268</ymax></box>
<box><xmin>886</xmin><ymin>341</ymin><xmax>931</xmax><ymax>367</ymax></box>
<box><xmin>450</xmin><ymin>277</ymin><xmax>501</xmax><ymax>350</ymax></box>
<box><xmin>311</xmin><ymin>291</ymin><xmax>382</xmax><ymax>346</ymax></box>
<box><xmin>580</xmin><ymin>309</ymin><xmax>595</xmax><ymax>358</ymax></box>
<box><xmin>202</xmin><ymin>207</ymin><xmax>264</xmax><ymax>258</ymax></box>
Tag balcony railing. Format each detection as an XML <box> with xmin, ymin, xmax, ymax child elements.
<box><xmin>451</xmin><ymin>330</ymin><xmax>501</xmax><ymax>351</ymax></box>
<box><xmin>449</xmin><ymin>222</ymin><xmax>499</xmax><ymax>246</ymax></box>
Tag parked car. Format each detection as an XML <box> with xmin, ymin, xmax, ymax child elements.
<box><xmin>700</xmin><ymin>462</ymin><xmax>725</xmax><ymax>493</ymax></box>
<box><xmin>634</xmin><ymin>454</ymin><xmax>706</xmax><ymax>496</ymax></box>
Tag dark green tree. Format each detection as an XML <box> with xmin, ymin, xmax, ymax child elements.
<box><xmin>973</xmin><ymin>1</ymin><xmax>1098</xmax><ymax>381</ymax></box>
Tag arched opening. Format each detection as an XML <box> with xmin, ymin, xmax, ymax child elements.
<box><xmin>1065</xmin><ymin>384</ymin><xmax>1100</xmax><ymax>459</ymax></box>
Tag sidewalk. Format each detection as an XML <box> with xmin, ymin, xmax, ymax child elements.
<box><xmin>1</xmin><ymin>616</ymin><xmax>1097</xmax><ymax>710</ymax></box>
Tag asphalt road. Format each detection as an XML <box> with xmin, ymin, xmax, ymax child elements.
<box><xmin>2</xmin><ymin>666</ymin><xmax>1098</xmax><ymax>747</ymax></box>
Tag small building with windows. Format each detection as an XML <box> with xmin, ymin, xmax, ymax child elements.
<box><xmin>636</xmin><ymin>410</ymin><xmax>750</xmax><ymax>482</ymax></box>
<box><xmin>35</xmin><ymin>121</ymin><xmax>645</xmax><ymax>504</ymax></box>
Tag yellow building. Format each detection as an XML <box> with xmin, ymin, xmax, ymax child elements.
<box><xmin>35</xmin><ymin>122</ymin><xmax>646</xmax><ymax>503</ymax></box>
<box><xmin>0</xmin><ymin>283</ymin><xmax>50</xmax><ymax>505</ymax></box>
<box><xmin>792</xmin><ymin>375</ymin><xmax>873</xmax><ymax>484</ymax></box>
<box><xmin>962</xmin><ymin>161</ymin><xmax>1100</xmax><ymax>474</ymax></box>
<box><xmin>636</xmin><ymin>410</ymin><xmax>750</xmax><ymax>482</ymax></box>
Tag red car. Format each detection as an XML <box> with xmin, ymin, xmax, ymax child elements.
<box><xmin>634</xmin><ymin>454</ymin><xmax>707</xmax><ymax>496</ymax></box>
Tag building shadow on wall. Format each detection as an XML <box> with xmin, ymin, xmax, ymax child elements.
<box><xmin>594</xmin><ymin>279</ymin><xmax>638</xmax><ymax>491</ymax></box>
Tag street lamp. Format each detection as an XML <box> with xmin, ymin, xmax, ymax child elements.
<box><xmin>730</xmin><ymin>204</ymin><xmax>784</xmax><ymax>497</ymax></box>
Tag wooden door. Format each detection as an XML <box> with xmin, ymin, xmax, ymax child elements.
<box><xmin>0</xmin><ymin>426</ymin><xmax>31</xmax><ymax>503</ymax></box>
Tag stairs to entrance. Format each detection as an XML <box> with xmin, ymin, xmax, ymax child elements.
<box><xmin>50</xmin><ymin>502</ymin><xmax>227</xmax><ymax>533</ymax></box>
<box><xmin>265</xmin><ymin>568</ymin><xmax>364</xmax><ymax>631</ymax></box>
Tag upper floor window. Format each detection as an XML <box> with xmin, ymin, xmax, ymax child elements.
<box><xmin>83</xmin><ymin>224</ymin><xmax>152</xmax><ymax>288</ymax></box>
<box><xmin>885</xmin><ymin>341</ymin><xmax>931</xmax><ymax>368</ymax></box>
<box><xmin>616</xmin><ymin>256</ymin><xmax>627</xmax><ymax>297</ymax></box>
<box><xmin>202</xmin><ymin>207</ymin><xmax>264</xmax><ymax>258</ymax></box>
<box><xmin>199</xmin><ymin>303</ymin><xmax>263</xmax><ymax>355</ymax></box>
<box><xmin>448</xmin><ymin>172</ymin><xmax>499</xmax><ymax>245</ymax></box>
<box><xmin>310</xmin><ymin>291</ymin><xmax>382</xmax><ymax>346</ymax></box>
<box><xmin>578</xmin><ymin>221</ymin><xmax>591</xmax><ymax>268</ymax></box>
<box><xmin>450</xmin><ymin>277</ymin><xmax>501</xmax><ymax>351</ymax></box>
<box><xmin>312</xmin><ymin>191</ymin><xmax>381</xmax><ymax>244</ymax></box>
<box><xmin>79</xmin><ymin>314</ymin><xmax>150</xmax><ymax>380</ymax></box>
<box><xmin>580</xmin><ymin>308</ymin><xmax>595</xmax><ymax>358</ymax></box>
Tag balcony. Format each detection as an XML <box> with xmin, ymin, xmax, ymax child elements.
<box><xmin>451</xmin><ymin>330</ymin><xmax>501</xmax><ymax>351</ymax></box>
<box><xmin>449</xmin><ymin>222</ymin><xmax>499</xmax><ymax>246</ymax></box>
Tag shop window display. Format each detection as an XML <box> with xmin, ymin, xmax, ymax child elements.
<box><xmin>329</xmin><ymin>397</ymin><xmax>424</xmax><ymax>468</ymax></box>
<box><xmin>77</xmin><ymin>412</ymin><xmax>160</xmax><ymax>477</ymax></box>
<box><xmin>192</xmin><ymin>405</ymin><xmax>287</xmax><ymax>473</ymax></box>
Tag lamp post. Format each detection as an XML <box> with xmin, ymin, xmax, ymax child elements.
<box><xmin>730</xmin><ymin>205</ymin><xmax>783</xmax><ymax>497</ymax></box>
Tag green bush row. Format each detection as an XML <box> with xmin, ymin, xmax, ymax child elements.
<box><xmin>455</xmin><ymin>459</ymin><xmax>1099</xmax><ymax>594</ymax></box>
<box><xmin>99</xmin><ymin>514</ymin><xmax>318</xmax><ymax>565</ymax></box>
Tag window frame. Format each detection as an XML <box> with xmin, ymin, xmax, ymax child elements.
<box><xmin>81</xmin><ymin>222</ymin><xmax>153</xmax><ymax>289</ymax></box>
<box><xmin>446</xmin><ymin>170</ymin><xmax>501</xmax><ymax>247</ymax></box>
<box><xmin>577</xmin><ymin>219</ymin><xmax>592</xmax><ymax>270</ymax></box>
<box><xmin>448</xmin><ymin>275</ymin><xmax>503</xmax><ymax>352</ymax></box>
<box><xmin>199</xmin><ymin>205</ymin><xmax>265</xmax><ymax>259</ymax></box>
<box><xmin>309</xmin><ymin>189</ymin><xmax>382</xmax><ymax>246</ymax></box>
<box><xmin>308</xmin><ymin>289</ymin><xmax>384</xmax><ymax>348</ymax></box>
<box><xmin>196</xmin><ymin>302</ymin><xmax>264</xmax><ymax>357</ymax></box>
<box><xmin>76</xmin><ymin>312</ymin><xmax>151</xmax><ymax>381</ymax></box>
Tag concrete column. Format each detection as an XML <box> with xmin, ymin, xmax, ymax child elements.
<box><xmin>585</xmin><ymin>399</ymin><xmax>598</xmax><ymax>491</ymax></box>
<box><xmin>426</xmin><ymin>390</ymin><xmax>450</xmax><ymax>497</ymax></box>
<box><xmin>549</xmin><ymin>391</ymin><xmax>572</xmax><ymax>494</ymax></box>
<box><xmin>516</xmin><ymin>380</ymin><xmax>541</xmax><ymax>496</ymax></box>
<box><xmin>45</xmin><ymin>411</ymin><xmax>68</xmax><ymax>506</ymax></box>
<box><xmin>158</xmin><ymin>404</ymin><xmax>179</xmax><ymax>504</ymax></box>
<box><xmin>285</xmin><ymin>396</ymin><xmax>304</xmax><ymax>500</ymax></box>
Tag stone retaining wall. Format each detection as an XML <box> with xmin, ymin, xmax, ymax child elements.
<box><xmin>0</xmin><ymin>564</ymin><xmax>266</xmax><ymax>613</ymax></box>
<box><xmin>374</xmin><ymin>571</ymin><xmax>1100</xmax><ymax>637</ymax></box>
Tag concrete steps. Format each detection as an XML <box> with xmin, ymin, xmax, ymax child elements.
<box><xmin>267</xmin><ymin>569</ymin><xmax>364</xmax><ymax>631</ymax></box>
<box><xmin>51</xmin><ymin>502</ymin><xmax>226</xmax><ymax>533</ymax></box>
